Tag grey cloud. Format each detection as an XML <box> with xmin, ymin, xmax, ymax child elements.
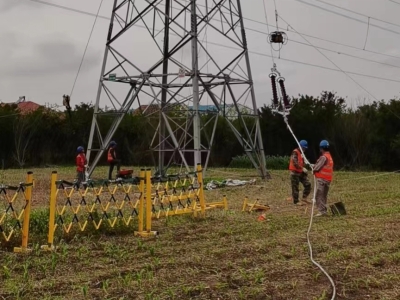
<box><xmin>3</xmin><ymin>34</ymin><xmax>101</xmax><ymax>76</ymax></box>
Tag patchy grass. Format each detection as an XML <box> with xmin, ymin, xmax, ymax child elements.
<box><xmin>0</xmin><ymin>167</ymin><xmax>400</xmax><ymax>299</ymax></box>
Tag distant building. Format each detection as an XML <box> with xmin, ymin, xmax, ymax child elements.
<box><xmin>188</xmin><ymin>105</ymin><xmax>218</xmax><ymax>112</ymax></box>
<box><xmin>0</xmin><ymin>97</ymin><xmax>42</xmax><ymax>115</ymax></box>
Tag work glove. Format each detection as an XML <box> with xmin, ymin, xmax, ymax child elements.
<box><xmin>303</xmin><ymin>167</ymin><xmax>308</xmax><ymax>174</ymax></box>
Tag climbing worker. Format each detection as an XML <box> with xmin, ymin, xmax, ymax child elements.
<box><xmin>107</xmin><ymin>140</ymin><xmax>121</xmax><ymax>180</ymax></box>
<box><xmin>312</xmin><ymin>140</ymin><xmax>334</xmax><ymax>217</ymax></box>
<box><xmin>76</xmin><ymin>146</ymin><xmax>87</xmax><ymax>190</ymax></box>
<box><xmin>288</xmin><ymin>140</ymin><xmax>311</xmax><ymax>206</ymax></box>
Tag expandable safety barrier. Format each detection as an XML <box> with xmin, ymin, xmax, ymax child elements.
<box><xmin>0</xmin><ymin>172</ymin><xmax>34</xmax><ymax>252</ymax></box>
<box><xmin>134</xmin><ymin>164</ymin><xmax>228</xmax><ymax>237</ymax></box>
<box><xmin>43</xmin><ymin>164</ymin><xmax>227</xmax><ymax>248</ymax></box>
<box><xmin>42</xmin><ymin>170</ymin><xmax>146</xmax><ymax>250</ymax></box>
<box><xmin>151</xmin><ymin>164</ymin><xmax>228</xmax><ymax>217</ymax></box>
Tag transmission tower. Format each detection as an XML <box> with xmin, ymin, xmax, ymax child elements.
<box><xmin>86</xmin><ymin>0</ymin><xmax>268</xmax><ymax>179</ymax></box>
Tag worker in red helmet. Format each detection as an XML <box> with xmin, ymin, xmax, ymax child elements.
<box><xmin>76</xmin><ymin>146</ymin><xmax>87</xmax><ymax>190</ymax></box>
<box><xmin>107</xmin><ymin>141</ymin><xmax>121</xmax><ymax>180</ymax></box>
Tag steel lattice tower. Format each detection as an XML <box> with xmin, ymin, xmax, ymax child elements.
<box><xmin>86</xmin><ymin>0</ymin><xmax>268</xmax><ymax>179</ymax></box>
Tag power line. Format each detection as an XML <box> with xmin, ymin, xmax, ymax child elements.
<box><xmin>206</xmin><ymin>41</ymin><xmax>400</xmax><ymax>84</ymax></box>
<box><xmin>293</xmin><ymin>0</ymin><xmax>400</xmax><ymax>36</ymax></box>
<box><xmin>278</xmin><ymin>15</ymin><xmax>380</xmax><ymax>102</ymax></box>
<box><xmin>70</xmin><ymin>0</ymin><xmax>105</xmax><ymax>98</ymax></box>
<box><xmin>278</xmin><ymin>15</ymin><xmax>400</xmax><ymax>118</ymax></box>
<box><xmin>363</xmin><ymin>17</ymin><xmax>371</xmax><ymax>50</ymax></box>
<box><xmin>25</xmin><ymin>0</ymin><xmax>110</xmax><ymax>20</ymax></box>
<box><xmin>20</xmin><ymin>1</ymin><xmax>400</xmax><ymax>88</ymax></box>
<box><xmin>245</xmin><ymin>26</ymin><xmax>400</xmax><ymax>71</ymax></box>
<box><xmin>282</xmin><ymin>25</ymin><xmax>400</xmax><ymax>61</ymax></box>
<box><xmin>26</xmin><ymin>0</ymin><xmax>400</xmax><ymax>63</ymax></box>
<box><xmin>262</xmin><ymin>0</ymin><xmax>276</xmax><ymax>64</ymax></box>
<box><xmin>241</xmin><ymin>16</ymin><xmax>400</xmax><ymax>62</ymax></box>
<box><xmin>286</xmin><ymin>37</ymin><xmax>400</xmax><ymax>71</ymax></box>
<box><xmin>312</xmin><ymin>0</ymin><xmax>400</xmax><ymax>29</ymax></box>
<box><xmin>0</xmin><ymin>0</ymin><xmax>397</xmax><ymax>121</ymax></box>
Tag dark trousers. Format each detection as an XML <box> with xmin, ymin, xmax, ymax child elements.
<box><xmin>76</xmin><ymin>171</ymin><xmax>87</xmax><ymax>190</ymax></box>
<box><xmin>108</xmin><ymin>159</ymin><xmax>121</xmax><ymax>180</ymax></box>
<box><xmin>290</xmin><ymin>172</ymin><xmax>311</xmax><ymax>203</ymax></box>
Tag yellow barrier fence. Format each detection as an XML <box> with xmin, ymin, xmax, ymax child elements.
<box><xmin>135</xmin><ymin>164</ymin><xmax>227</xmax><ymax>238</ymax></box>
<box><xmin>42</xmin><ymin>170</ymin><xmax>146</xmax><ymax>250</ymax></box>
<box><xmin>42</xmin><ymin>165</ymin><xmax>228</xmax><ymax>247</ymax></box>
<box><xmin>0</xmin><ymin>172</ymin><xmax>34</xmax><ymax>252</ymax></box>
<box><xmin>150</xmin><ymin>164</ymin><xmax>227</xmax><ymax>218</ymax></box>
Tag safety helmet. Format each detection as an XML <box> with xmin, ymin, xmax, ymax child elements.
<box><xmin>109</xmin><ymin>141</ymin><xmax>117</xmax><ymax>147</ymax></box>
<box><xmin>299</xmin><ymin>140</ymin><xmax>308</xmax><ymax>149</ymax></box>
<box><xmin>77</xmin><ymin>146</ymin><xmax>84</xmax><ymax>153</ymax></box>
<box><xmin>319</xmin><ymin>140</ymin><xmax>329</xmax><ymax>149</ymax></box>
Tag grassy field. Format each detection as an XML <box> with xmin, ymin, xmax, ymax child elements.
<box><xmin>0</xmin><ymin>166</ymin><xmax>399</xmax><ymax>300</ymax></box>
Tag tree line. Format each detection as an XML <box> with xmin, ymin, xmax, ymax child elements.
<box><xmin>1</xmin><ymin>91</ymin><xmax>400</xmax><ymax>171</ymax></box>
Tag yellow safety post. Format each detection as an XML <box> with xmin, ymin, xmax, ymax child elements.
<box><xmin>41</xmin><ymin>171</ymin><xmax>58</xmax><ymax>251</ymax></box>
<box><xmin>222</xmin><ymin>195</ymin><xmax>228</xmax><ymax>210</ymax></box>
<box><xmin>242</xmin><ymin>196</ymin><xmax>248</xmax><ymax>211</ymax></box>
<box><xmin>135</xmin><ymin>169</ymin><xmax>157</xmax><ymax>237</ymax></box>
<box><xmin>14</xmin><ymin>171</ymin><xmax>33</xmax><ymax>253</ymax></box>
<box><xmin>146</xmin><ymin>169</ymin><xmax>152</xmax><ymax>232</ymax></box>
<box><xmin>137</xmin><ymin>169</ymin><xmax>145</xmax><ymax>233</ymax></box>
<box><xmin>196</xmin><ymin>164</ymin><xmax>206</xmax><ymax>216</ymax></box>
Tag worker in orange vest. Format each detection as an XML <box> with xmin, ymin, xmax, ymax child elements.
<box><xmin>107</xmin><ymin>141</ymin><xmax>121</xmax><ymax>180</ymax></box>
<box><xmin>288</xmin><ymin>140</ymin><xmax>311</xmax><ymax>206</ymax></box>
<box><xmin>313</xmin><ymin>140</ymin><xmax>334</xmax><ymax>217</ymax></box>
<box><xmin>76</xmin><ymin>146</ymin><xmax>87</xmax><ymax>190</ymax></box>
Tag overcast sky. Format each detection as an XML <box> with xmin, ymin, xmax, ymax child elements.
<box><xmin>1</xmin><ymin>0</ymin><xmax>400</xmax><ymax>109</ymax></box>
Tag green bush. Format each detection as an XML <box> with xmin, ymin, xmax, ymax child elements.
<box><xmin>266</xmin><ymin>155</ymin><xmax>290</xmax><ymax>170</ymax></box>
<box><xmin>228</xmin><ymin>155</ymin><xmax>289</xmax><ymax>170</ymax></box>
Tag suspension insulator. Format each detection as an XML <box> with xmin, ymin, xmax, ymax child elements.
<box><xmin>270</xmin><ymin>74</ymin><xmax>279</xmax><ymax>107</ymax></box>
<box><xmin>278</xmin><ymin>78</ymin><xmax>291</xmax><ymax>109</ymax></box>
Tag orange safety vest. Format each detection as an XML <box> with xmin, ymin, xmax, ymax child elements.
<box><xmin>107</xmin><ymin>148</ymin><xmax>114</xmax><ymax>162</ymax></box>
<box><xmin>289</xmin><ymin>149</ymin><xmax>304</xmax><ymax>173</ymax></box>
<box><xmin>315</xmin><ymin>152</ymin><xmax>334</xmax><ymax>182</ymax></box>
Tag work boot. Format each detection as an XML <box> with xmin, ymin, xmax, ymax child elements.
<box><xmin>295</xmin><ymin>202</ymin><xmax>305</xmax><ymax>206</ymax></box>
<box><xmin>301</xmin><ymin>197</ymin><xmax>312</xmax><ymax>205</ymax></box>
<box><xmin>315</xmin><ymin>212</ymin><xmax>328</xmax><ymax>217</ymax></box>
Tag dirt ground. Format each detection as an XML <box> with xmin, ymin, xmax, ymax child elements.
<box><xmin>0</xmin><ymin>167</ymin><xmax>399</xmax><ymax>299</ymax></box>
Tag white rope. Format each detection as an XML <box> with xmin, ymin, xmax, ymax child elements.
<box><xmin>282</xmin><ymin>112</ymin><xmax>337</xmax><ymax>300</ymax></box>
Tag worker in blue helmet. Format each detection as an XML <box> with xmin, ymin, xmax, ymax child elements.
<box><xmin>107</xmin><ymin>140</ymin><xmax>121</xmax><ymax>180</ymax></box>
<box><xmin>75</xmin><ymin>146</ymin><xmax>87</xmax><ymax>190</ymax></box>
<box><xmin>312</xmin><ymin>140</ymin><xmax>334</xmax><ymax>217</ymax></box>
<box><xmin>288</xmin><ymin>140</ymin><xmax>311</xmax><ymax>206</ymax></box>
